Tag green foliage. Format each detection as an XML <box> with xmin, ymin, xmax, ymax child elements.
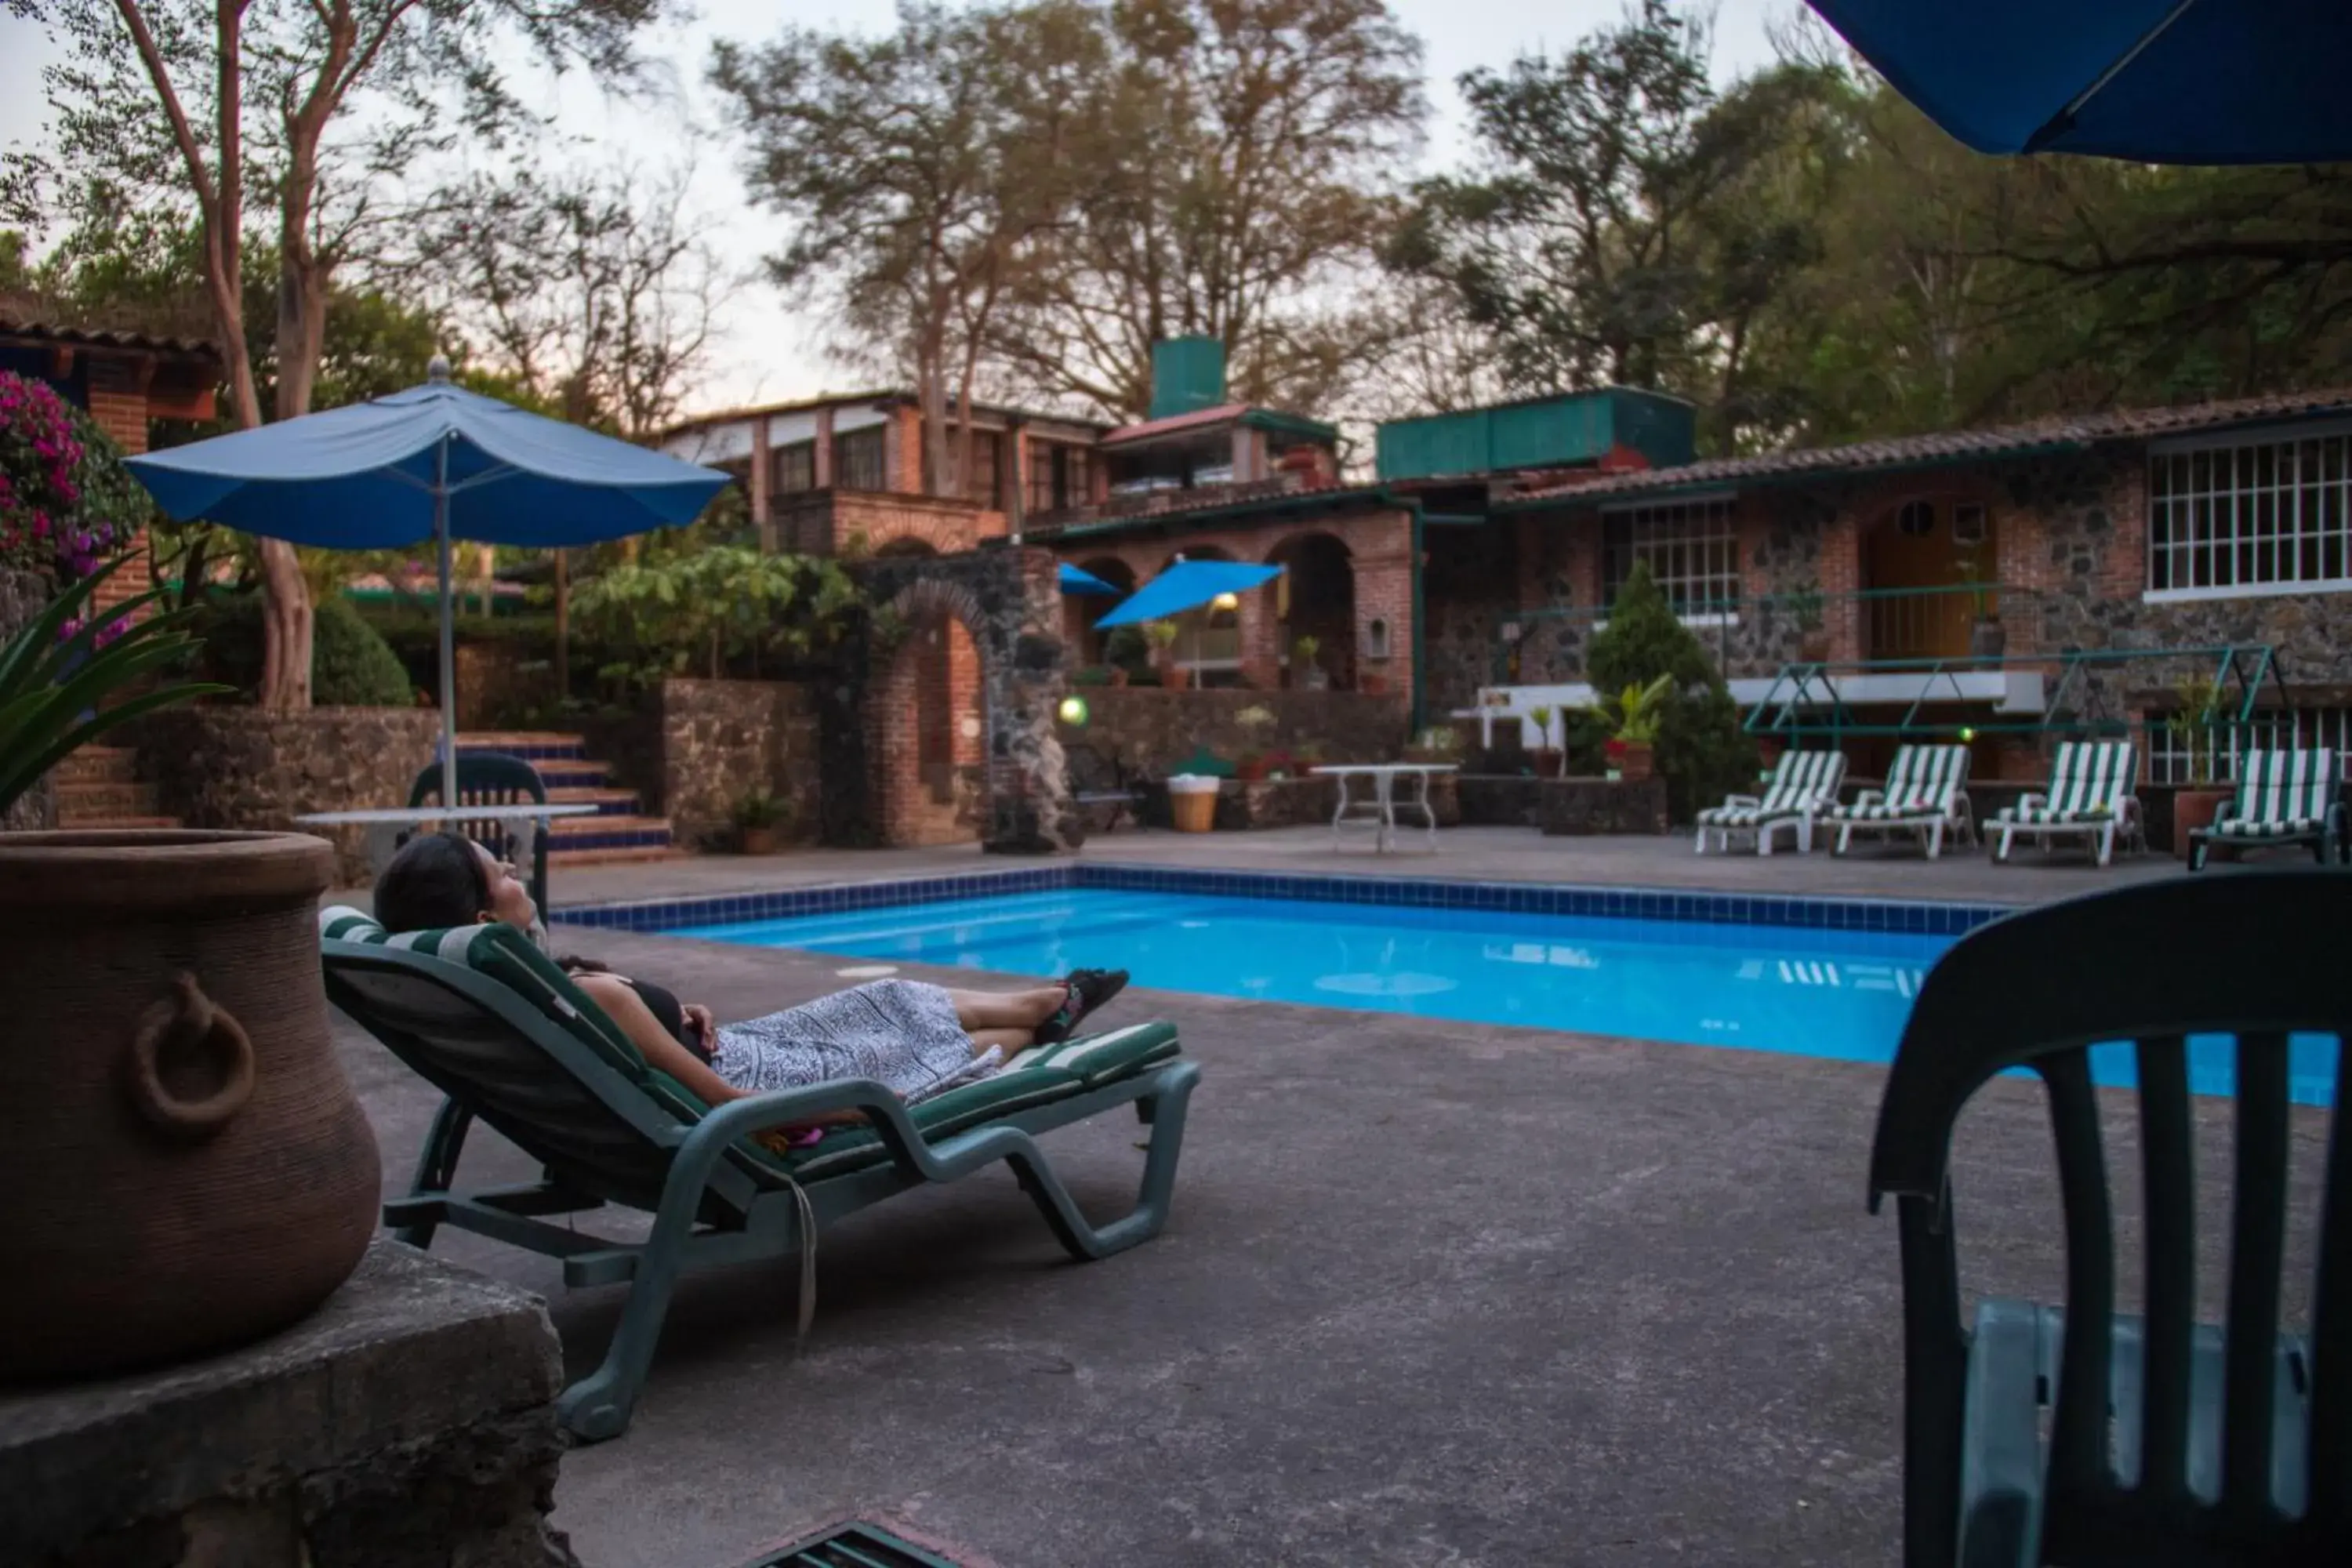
<box><xmin>1601</xmin><ymin>674</ymin><xmax>1675</xmax><ymax>744</ymax></box>
<box><xmin>1587</xmin><ymin>562</ymin><xmax>1753</xmax><ymax>819</ymax></box>
<box><xmin>2165</xmin><ymin>673</ymin><xmax>2230</xmax><ymax>789</ymax></box>
<box><xmin>568</xmin><ymin>546</ymin><xmax>866</xmax><ymax>689</ymax></box>
<box><xmin>731</xmin><ymin>786</ymin><xmax>790</xmax><ymax>830</ymax></box>
<box><xmin>201</xmin><ymin>591</ymin><xmax>415</xmax><ymax>706</ymax></box>
<box><xmin>0</xmin><ymin>559</ymin><xmax>225</xmax><ymax>815</ymax></box>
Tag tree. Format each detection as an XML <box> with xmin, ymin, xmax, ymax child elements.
<box><xmin>712</xmin><ymin>0</ymin><xmax>1097</xmax><ymax>499</ymax></box>
<box><xmin>1586</xmin><ymin>562</ymin><xmax>1751</xmax><ymax>822</ymax></box>
<box><xmin>991</xmin><ymin>0</ymin><xmax>1425</xmax><ymax>420</ymax></box>
<box><xmin>9</xmin><ymin>0</ymin><xmax>671</xmax><ymax>708</ymax></box>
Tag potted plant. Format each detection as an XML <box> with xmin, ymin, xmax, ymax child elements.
<box><xmin>1292</xmin><ymin>633</ymin><xmax>1327</xmax><ymax>690</ymax></box>
<box><xmin>1602</xmin><ymin>674</ymin><xmax>1675</xmax><ymax>783</ymax></box>
<box><xmin>1103</xmin><ymin>624</ymin><xmax>1149</xmax><ymax>686</ymax></box>
<box><xmin>1146</xmin><ymin>619</ymin><xmax>1186</xmax><ymax>689</ymax></box>
<box><xmin>0</xmin><ymin>559</ymin><xmax>385</xmax><ymax>1380</ymax></box>
<box><xmin>1233</xmin><ymin>704</ymin><xmax>1277</xmax><ymax>779</ymax></box>
<box><xmin>1528</xmin><ymin>706</ymin><xmax>1562</xmax><ymax>778</ymax></box>
<box><xmin>732</xmin><ymin>786</ymin><xmax>791</xmax><ymax>854</ymax></box>
<box><xmin>1785</xmin><ymin>582</ymin><xmax>1830</xmax><ymax>663</ymax></box>
<box><xmin>2165</xmin><ymin>673</ymin><xmax>2234</xmax><ymax>859</ymax></box>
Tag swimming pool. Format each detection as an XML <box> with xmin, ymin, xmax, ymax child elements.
<box><xmin>654</xmin><ymin>877</ymin><xmax>2335</xmax><ymax>1105</ymax></box>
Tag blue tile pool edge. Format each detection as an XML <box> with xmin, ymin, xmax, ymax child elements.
<box><xmin>555</xmin><ymin>862</ymin><xmax>2012</xmax><ymax>942</ymax></box>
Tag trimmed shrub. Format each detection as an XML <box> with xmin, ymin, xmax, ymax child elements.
<box><xmin>202</xmin><ymin>592</ymin><xmax>417</xmax><ymax>706</ymax></box>
<box><xmin>1586</xmin><ymin>563</ymin><xmax>1755</xmax><ymax>821</ymax></box>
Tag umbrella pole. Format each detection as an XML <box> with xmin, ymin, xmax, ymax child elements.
<box><xmin>435</xmin><ymin>437</ymin><xmax>460</xmax><ymax>813</ymax></box>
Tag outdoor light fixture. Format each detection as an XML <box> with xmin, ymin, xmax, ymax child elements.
<box><xmin>1058</xmin><ymin>695</ymin><xmax>1090</xmax><ymax>726</ymax></box>
<box><xmin>1211</xmin><ymin>591</ymin><xmax>1240</xmax><ymax>612</ymax></box>
<box><xmin>1958</xmin><ymin>726</ymin><xmax>1977</xmax><ymax>742</ymax></box>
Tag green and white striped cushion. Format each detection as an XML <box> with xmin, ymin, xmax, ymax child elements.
<box><xmin>319</xmin><ymin>905</ymin><xmax>647</xmax><ymax>1081</ymax></box>
<box><xmin>1831</xmin><ymin>746</ymin><xmax>1968</xmax><ymax>822</ymax></box>
<box><xmin>1009</xmin><ymin>1020</ymin><xmax>1184</xmax><ymax>1086</ymax></box>
<box><xmin>1700</xmin><ymin>749</ymin><xmax>1844</xmax><ymax>826</ymax></box>
<box><xmin>2230</xmin><ymin>748</ymin><xmax>2337</xmax><ymax>830</ymax></box>
<box><xmin>1995</xmin><ymin>741</ymin><xmax>2136</xmax><ymax>825</ymax></box>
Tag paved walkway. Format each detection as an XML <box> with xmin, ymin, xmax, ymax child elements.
<box><xmin>452</xmin><ymin>822</ymin><xmax>2217</xmax><ymax>918</ymax></box>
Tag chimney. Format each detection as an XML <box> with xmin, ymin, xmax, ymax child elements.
<box><xmin>1149</xmin><ymin>337</ymin><xmax>1226</xmax><ymax>421</ymax></box>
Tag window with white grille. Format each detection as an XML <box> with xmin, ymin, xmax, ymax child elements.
<box><xmin>1602</xmin><ymin>495</ymin><xmax>1740</xmax><ymax>613</ymax></box>
<box><xmin>2144</xmin><ymin>706</ymin><xmax>2352</xmax><ymax>783</ymax></box>
<box><xmin>2148</xmin><ymin>429</ymin><xmax>2352</xmax><ymax>595</ymax></box>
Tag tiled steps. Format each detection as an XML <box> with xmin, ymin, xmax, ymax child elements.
<box><xmin>52</xmin><ymin>746</ymin><xmax>182</xmax><ymax>831</ymax></box>
<box><xmin>455</xmin><ymin>732</ymin><xmax>672</xmax><ymax>864</ymax></box>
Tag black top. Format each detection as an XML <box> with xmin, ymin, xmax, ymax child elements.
<box><xmin>619</xmin><ymin>975</ymin><xmax>710</xmax><ymax>1064</ymax></box>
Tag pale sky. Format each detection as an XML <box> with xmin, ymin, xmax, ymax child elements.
<box><xmin>0</xmin><ymin>1</ymin><xmax>1789</xmax><ymax>417</ymax></box>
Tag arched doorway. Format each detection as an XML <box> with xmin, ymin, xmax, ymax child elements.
<box><xmin>1863</xmin><ymin>495</ymin><xmax>1996</xmax><ymax>659</ymax></box>
<box><xmin>873</xmin><ymin>536</ymin><xmax>938</xmax><ymax>560</ymax></box>
<box><xmin>872</xmin><ymin>586</ymin><xmax>988</xmax><ymax>847</ymax></box>
<box><xmin>1066</xmin><ymin>555</ymin><xmax>1137</xmax><ymax>667</ymax></box>
<box><xmin>1266</xmin><ymin>532</ymin><xmax>1354</xmax><ymax>688</ymax></box>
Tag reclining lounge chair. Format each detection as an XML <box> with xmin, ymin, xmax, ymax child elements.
<box><xmin>1831</xmin><ymin>744</ymin><xmax>1976</xmax><ymax>860</ymax></box>
<box><xmin>319</xmin><ymin>907</ymin><xmax>1199</xmax><ymax>1443</ymax></box>
<box><xmin>1990</xmin><ymin>740</ymin><xmax>2144</xmax><ymax>868</ymax></box>
<box><xmin>2188</xmin><ymin>746</ymin><xmax>2345</xmax><ymax>870</ymax></box>
<box><xmin>1696</xmin><ymin>747</ymin><xmax>1847</xmax><ymax>855</ymax></box>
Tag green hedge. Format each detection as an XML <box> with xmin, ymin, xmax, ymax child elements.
<box><xmin>202</xmin><ymin>592</ymin><xmax>418</xmax><ymax>706</ymax></box>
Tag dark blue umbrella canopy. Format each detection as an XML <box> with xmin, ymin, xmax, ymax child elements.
<box><xmin>1058</xmin><ymin>562</ymin><xmax>1121</xmax><ymax>595</ymax></box>
<box><xmin>1806</xmin><ymin>0</ymin><xmax>2352</xmax><ymax>163</ymax></box>
<box><xmin>125</xmin><ymin>364</ymin><xmax>730</xmax><ymax>547</ymax></box>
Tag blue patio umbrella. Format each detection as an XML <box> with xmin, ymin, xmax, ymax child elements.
<box><xmin>1093</xmin><ymin>559</ymin><xmax>1283</xmax><ymax>629</ymax></box>
<box><xmin>1804</xmin><ymin>0</ymin><xmax>2352</xmax><ymax>163</ymax></box>
<box><xmin>1058</xmin><ymin>562</ymin><xmax>1121</xmax><ymax>595</ymax></box>
<box><xmin>126</xmin><ymin>358</ymin><xmax>730</xmax><ymax>807</ymax></box>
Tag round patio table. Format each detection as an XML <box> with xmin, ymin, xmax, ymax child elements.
<box><xmin>1311</xmin><ymin>764</ymin><xmax>1457</xmax><ymax>855</ymax></box>
<box><xmin>295</xmin><ymin>802</ymin><xmax>598</xmax><ymax>884</ymax></box>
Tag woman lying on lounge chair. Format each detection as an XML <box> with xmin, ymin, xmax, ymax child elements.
<box><xmin>372</xmin><ymin>832</ymin><xmax>1127</xmax><ymax>1123</ymax></box>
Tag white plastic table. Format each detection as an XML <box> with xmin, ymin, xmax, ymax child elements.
<box><xmin>1311</xmin><ymin>764</ymin><xmax>1458</xmax><ymax>855</ymax></box>
<box><xmin>295</xmin><ymin>803</ymin><xmax>597</xmax><ymax>882</ymax></box>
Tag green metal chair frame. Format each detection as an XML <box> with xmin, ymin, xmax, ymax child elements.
<box><xmin>406</xmin><ymin>751</ymin><xmax>552</xmax><ymax>915</ymax></box>
<box><xmin>323</xmin><ymin>941</ymin><xmax>1200</xmax><ymax>1443</ymax></box>
<box><xmin>1869</xmin><ymin>872</ymin><xmax>2350</xmax><ymax>1566</ymax></box>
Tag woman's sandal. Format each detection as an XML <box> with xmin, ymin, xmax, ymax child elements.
<box><xmin>1035</xmin><ymin>967</ymin><xmax>1130</xmax><ymax>1045</ymax></box>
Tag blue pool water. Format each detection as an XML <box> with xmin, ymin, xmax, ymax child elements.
<box><xmin>670</xmin><ymin>887</ymin><xmax>2336</xmax><ymax>1103</ymax></box>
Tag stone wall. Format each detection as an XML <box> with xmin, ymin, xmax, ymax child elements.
<box><xmin>1059</xmin><ymin>688</ymin><xmax>1412</xmax><ymax>779</ymax></box>
<box><xmin>1</xmin><ymin>569</ymin><xmax>56</xmax><ymax>831</ymax></box>
<box><xmin>1541</xmin><ymin>776</ymin><xmax>1671</xmax><ymax>836</ymax></box>
<box><xmin>658</xmin><ymin>677</ymin><xmax>821</xmax><ymax>849</ymax></box>
<box><xmin>1</xmin><ymin>1240</ymin><xmax>578</xmax><ymax>1568</ymax></box>
<box><xmin>132</xmin><ymin>706</ymin><xmax>441</xmax><ymax>884</ymax></box>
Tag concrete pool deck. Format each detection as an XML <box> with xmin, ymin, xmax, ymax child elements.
<box><xmin>325</xmin><ymin>830</ymin><xmax>2327</xmax><ymax>1565</ymax></box>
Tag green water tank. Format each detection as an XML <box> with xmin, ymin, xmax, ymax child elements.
<box><xmin>1374</xmin><ymin>388</ymin><xmax>1696</xmax><ymax>481</ymax></box>
<box><xmin>1149</xmin><ymin>337</ymin><xmax>1228</xmax><ymax>421</ymax></box>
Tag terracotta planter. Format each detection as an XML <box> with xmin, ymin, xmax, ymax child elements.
<box><xmin>739</xmin><ymin>825</ymin><xmax>782</xmax><ymax>855</ymax></box>
<box><xmin>1235</xmin><ymin>758</ymin><xmax>1269</xmax><ymax>782</ymax></box>
<box><xmin>1610</xmin><ymin>741</ymin><xmax>1657</xmax><ymax>782</ymax></box>
<box><xmin>1163</xmin><ymin>665</ymin><xmax>1192</xmax><ymax>691</ymax></box>
<box><xmin>0</xmin><ymin>830</ymin><xmax>379</xmax><ymax>1381</ymax></box>
<box><xmin>1798</xmin><ymin>631</ymin><xmax>1832</xmax><ymax>664</ymax></box>
<box><xmin>1531</xmin><ymin>748</ymin><xmax>1566</xmax><ymax>779</ymax></box>
<box><xmin>2172</xmin><ymin>787</ymin><xmax>2231</xmax><ymax>860</ymax></box>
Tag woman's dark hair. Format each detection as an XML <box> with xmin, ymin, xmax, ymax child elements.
<box><xmin>373</xmin><ymin>831</ymin><xmax>489</xmax><ymax>933</ymax></box>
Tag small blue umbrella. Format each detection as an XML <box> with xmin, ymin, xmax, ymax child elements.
<box><xmin>1094</xmin><ymin>560</ymin><xmax>1282</xmax><ymax>629</ymax></box>
<box><xmin>1058</xmin><ymin>562</ymin><xmax>1121</xmax><ymax>595</ymax></box>
<box><xmin>1805</xmin><ymin>0</ymin><xmax>2352</xmax><ymax>163</ymax></box>
<box><xmin>127</xmin><ymin>358</ymin><xmax>731</xmax><ymax>806</ymax></box>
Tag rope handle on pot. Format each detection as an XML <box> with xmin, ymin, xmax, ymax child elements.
<box><xmin>124</xmin><ymin>972</ymin><xmax>257</xmax><ymax>1140</ymax></box>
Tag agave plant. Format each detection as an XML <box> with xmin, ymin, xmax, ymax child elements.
<box><xmin>1603</xmin><ymin>673</ymin><xmax>1677</xmax><ymax>745</ymax></box>
<box><xmin>0</xmin><ymin>557</ymin><xmax>227</xmax><ymax>819</ymax></box>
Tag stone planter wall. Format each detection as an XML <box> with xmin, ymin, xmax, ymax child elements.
<box><xmin>657</xmin><ymin>678</ymin><xmax>822</xmax><ymax>850</ymax></box>
<box><xmin>131</xmin><ymin>706</ymin><xmax>441</xmax><ymax>885</ymax></box>
<box><xmin>1062</xmin><ymin>688</ymin><xmax>1411</xmax><ymax>780</ymax></box>
<box><xmin>0</xmin><ymin>569</ymin><xmax>56</xmax><ymax>832</ymax></box>
<box><xmin>1</xmin><ymin>1240</ymin><xmax>579</xmax><ymax>1568</ymax></box>
<box><xmin>1539</xmin><ymin>776</ymin><xmax>1671</xmax><ymax>836</ymax></box>
<box><xmin>1458</xmin><ymin>775</ymin><xmax>1543</xmax><ymax>828</ymax></box>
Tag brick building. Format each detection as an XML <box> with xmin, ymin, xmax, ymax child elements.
<box><xmin>0</xmin><ymin>310</ymin><xmax>223</xmax><ymax>608</ymax></box>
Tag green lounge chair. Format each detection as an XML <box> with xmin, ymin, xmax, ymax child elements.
<box><xmin>1695</xmin><ymin>747</ymin><xmax>1846</xmax><ymax>855</ymax></box>
<box><xmin>1869</xmin><ymin>872</ymin><xmax>2350</xmax><ymax>1566</ymax></box>
<box><xmin>1990</xmin><ymin>740</ymin><xmax>2145</xmax><ymax>867</ymax></box>
<box><xmin>407</xmin><ymin>750</ymin><xmax>554</xmax><ymax>916</ymax></box>
<box><xmin>318</xmin><ymin>907</ymin><xmax>1198</xmax><ymax>1443</ymax></box>
<box><xmin>1831</xmin><ymin>744</ymin><xmax>1976</xmax><ymax>860</ymax></box>
<box><xmin>2189</xmin><ymin>748</ymin><xmax>2345</xmax><ymax>871</ymax></box>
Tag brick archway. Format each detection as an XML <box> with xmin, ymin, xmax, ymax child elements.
<box><xmin>849</xmin><ymin>549</ymin><xmax>1078</xmax><ymax>854</ymax></box>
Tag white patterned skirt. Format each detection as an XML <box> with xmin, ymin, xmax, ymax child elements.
<box><xmin>710</xmin><ymin>979</ymin><xmax>997</xmax><ymax>1105</ymax></box>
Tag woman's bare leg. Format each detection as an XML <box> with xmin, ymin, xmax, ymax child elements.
<box><xmin>967</xmin><ymin>1026</ymin><xmax>1035</xmax><ymax>1057</ymax></box>
<box><xmin>947</xmin><ymin>985</ymin><xmax>1065</xmax><ymax>1032</ymax></box>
